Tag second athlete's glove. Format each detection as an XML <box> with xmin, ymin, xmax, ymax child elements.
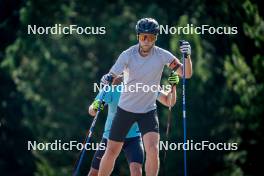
<box><xmin>92</xmin><ymin>100</ymin><xmax>105</xmax><ymax>111</ymax></box>
<box><xmin>168</xmin><ymin>71</ymin><xmax>179</xmax><ymax>86</ymax></box>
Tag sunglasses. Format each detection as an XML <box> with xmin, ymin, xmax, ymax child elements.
<box><xmin>138</xmin><ymin>34</ymin><xmax>157</xmax><ymax>42</ymax></box>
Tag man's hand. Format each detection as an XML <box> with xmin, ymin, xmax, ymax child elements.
<box><xmin>100</xmin><ymin>73</ymin><xmax>113</xmax><ymax>86</ymax></box>
<box><xmin>180</xmin><ymin>40</ymin><xmax>191</xmax><ymax>57</ymax></box>
<box><xmin>92</xmin><ymin>100</ymin><xmax>105</xmax><ymax>111</ymax></box>
<box><xmin>168</xmin><ymin>71</ymin><xmax>179</xmax><ymax>86</ymax></box>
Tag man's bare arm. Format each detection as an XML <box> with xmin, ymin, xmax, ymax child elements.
<box><xmin>157</xmin><ymin>86</ymin><xmax>177</xmax><ymax>107</ymax></box>
<box><xmin>169</xmin><ymin>57</ymin><xmax>192</xmax><ymax>78</ymax></box>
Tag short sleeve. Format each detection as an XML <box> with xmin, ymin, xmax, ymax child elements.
<box><xmin>110</xmin><ymin>51</ymin><xmax>129</xmax><ymax>75</ymax></box>
<box><xmin>160</xmin><ymin>48</ymin><xmax>176</xmax><ymax>66</ymax></box>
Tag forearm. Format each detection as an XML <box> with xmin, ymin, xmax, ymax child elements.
<box><xmin>167</xmin><ymin>85</ymin><xmax>177</xmax><ymax>106</ymax></box>
<box><xmin>184</xmin><ymin>56</ymin><xmax>192</xmax><ymax>78</ymax></box>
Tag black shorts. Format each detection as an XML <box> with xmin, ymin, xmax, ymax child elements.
<box><xmin>109</xmin><ymin>106</ymin><xmax>159</xmax><ymax>142</ymax></box>
<box><xmin>91</xmin><ymin>136</ymin><xmax>144</xmax><ymax>170</ymax></box>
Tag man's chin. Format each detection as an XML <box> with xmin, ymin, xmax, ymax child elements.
<box><xmin>141</xmin><ymin>46</ymin><xmax>152</xmax><ymax>52</ymax></box>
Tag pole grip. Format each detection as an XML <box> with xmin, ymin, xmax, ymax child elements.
<box><xmin>179</xmin><ymin>40</ymin><xmax>188</xmax><ymax>58</ymax></box>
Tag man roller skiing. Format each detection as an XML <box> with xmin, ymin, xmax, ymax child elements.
<box><xmin>87</xmin><ymin>73</ymin><xmax>179</xmax><ymax>176</ymax></box>
<box><xmin>98</xmin><ymin>17</ymin><xmax>192</xmax><ymax>176</ymax></box>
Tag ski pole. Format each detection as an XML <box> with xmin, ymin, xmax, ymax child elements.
<box><xmin>73</xmin><ymin>76</ymin><xmax>112</xmax><ymax>176</ymax></box>
<box><xmin>180</xmin><ymin>40</ymin><xmax>187</xmax><ymax>176</ymax></box>
<box><xmin>163</xmin><ymin>73</ymin><xmax>174</xmax><ymax>162</ymax></box>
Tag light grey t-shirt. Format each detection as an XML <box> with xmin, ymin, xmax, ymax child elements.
<box><xmin>110</xmin><ymin>44</ymin><xmax>175</xmax><ymax>113</ymax></box>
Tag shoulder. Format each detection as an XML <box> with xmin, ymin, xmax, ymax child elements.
<box><xmin>154</xmin><ymin>46</ymin><xmax>173</xmax><ymax>56</ymax></box>
<box><xmin>122</xmin><ymin>44</ymin><xmax>138</xmax><ymax>55</ymax></box>
<box><xmin>118</xmin><ymin>45</ymin><xmax>138</xmax><ymax>64</ymax></box>
<box><xmin>154</xmin><ymin>45</ymin><xmax>175</xmax><ymax>64</ymax></box>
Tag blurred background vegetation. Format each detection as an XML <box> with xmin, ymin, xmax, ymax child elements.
<box><xmin>0</xmin><ymin>0</ymin><xmax>263</xmax><ymax>175</ymax></box>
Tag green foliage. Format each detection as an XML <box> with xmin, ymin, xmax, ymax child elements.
<box><xmin>1</xmin><ymin>0</ymin><xmax>263</xmax><ymax>175</ymax></box>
